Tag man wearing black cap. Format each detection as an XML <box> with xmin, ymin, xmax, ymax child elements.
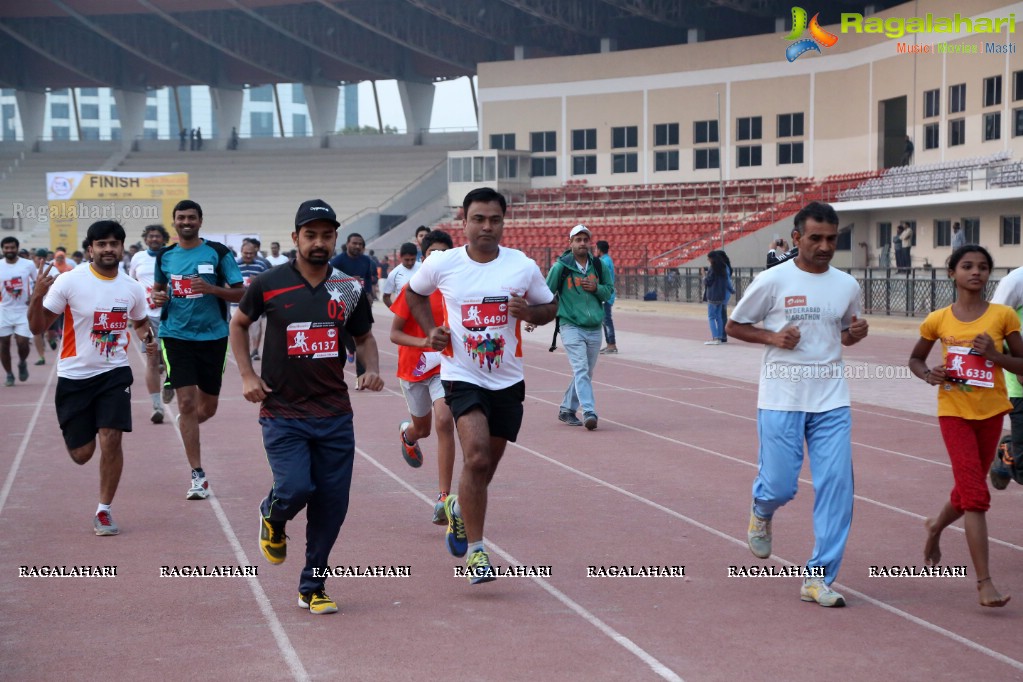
<box><xmin>230</xmin><ymin>199</ymin><xmax>384</xmax><ymax>615</ymax></box>
<box><xmin>151</xmin><ymin>199</ymin><xmax>245</xmax><ymax>500</ymax></box>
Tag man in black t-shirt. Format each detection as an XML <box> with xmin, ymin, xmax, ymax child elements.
<box><xmin>230</xmin><ymin>199</ymin><xmax>384</xmax><ymax>615</ymax></box>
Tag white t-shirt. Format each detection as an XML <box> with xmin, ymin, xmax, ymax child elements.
<box><xmin>266</xmin><ymin>254</ymin><xmax>289</xmax><ymax>267</ymax></box>
<box><xmin>0</xmin><ymin>258</ymin><xmax>37</xmax><ymax>312</ymax></box>
<box><xmin>408</xmin><ymin>246</ymin><xmax>554</xmax><ymax>390</ymax></box>
<box><xmin>129</xmin><ymin>250</ymin><xmax>161</xmax><ymax>318</ymax></box>
<box><xmin>729</xmin><ymin>259</ymin><xmax>860</xmax><ymax>413</ymax></box>
<box><xmin>382</xmin><ymin>263</ymin><xmax>419</xmax><ymax>296</ymax></box>
<box><xmin>43</xmin><ymin>265</ymin><xmax>149</xmax><ymax>380</ymax></box>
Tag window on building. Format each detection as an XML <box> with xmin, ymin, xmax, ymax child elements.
<box><xmin>143</xmin><ymin>128</ymin><xmax>158</xmax><ymax>140</ymax></box>
<box><xmin>145</xmin><ymin>105</ymin><xmax>158</xmax><ymax>121</ymax></box>
<box><xmin>292</xmin><ymin>113</ymin><xmax>307</xmax><ymax>137</ymax></box>
<box><xmin>530</xmin><ymin>131</ymin><xmax>556</xmax><ymax>152</ymax></box>
<box><xmin>984</xmin><ymin>75</ymin><xmax>1003</xmax><ymax>107</ymax></box>
<box><xmin>1002</xmin><ymin>216</ymin><xmax>1021</xmax><ymax>246</ymax></box>
<box><xmin>292</xmin><ymin>85</ymin><xmax>306</xmax><ymax>105</ymax></box>
<box><xmin>985</xmin><ymin>112</ymin><xmax>1002</xmax><ymax>141</ymax></box>
<box><xmin>490</xmin><ymin>133</ymin><xmax>515</xmax><ymax>150</ymax></box>
<box><xmin>653</xmin><ymin>123</ymin><xmax>679</xmax><ymax>147</ymax></box>
<box><xmin>612</xmin><ymin>152</ymin><xmax>638</xmax><ymax>173</ymax></box>
<box><xmin>694</xmin><ymin>148</ymin><xmax>719</xmax><ymax>170</ymax></box>
<box><xmin>79</xmin><ymin>88</ymin><xmax>98</xmax><ymax>97</ymax></box>
<box><xmin>654</xmin><ymin>150</ymin><xmax>679</xmax><ymax>171</ymax></box>
<box><xmin>1</xmin><ymin>104</ymin><xmax>15</xmax><ymax>141</ymax></box>
<box><xmin>924</xmin><ymin>123</ymin><xmax>939</xmax><ymax>150</ymax></box>
<box><xmin>51</xmin><ymin>103</ymin><xmax>69</xmax><ymax>119</ymax></box>
<box><xmin>736</xmin><ymin>116</ymin><xmax>762</xmax><ymax>141</ymax></box>
<box><xmin>250</xmin><ymin>111</ymin><xmax>274</xmax><ymax>137</ymax></box>
<box><xmin>924</xmin><ymin>89</ymin><xmax>940</xmax><ymax>118</ymax></box>
<box><xmin>571</xmin><ymin>128</ymin><xmax>596</xmax><ymax>151</ymax></box>
<box><xmin>949</xmin><ymin>83</ymin><xmax>966</xmax><ymax>114</ymax></box>
<box><xmin>611</xmin><ymin>126</ymin><xmax>638</xmax><ymax>149</ymax></box>
<box><xmin>80</xmin><ymin>127</ymin><xmax>100</xmax><ymax>140</ymax></box>
<box><xmin>778</xmin><ymin>142</ymin><xmax>804</xmax><ymax>165</ymax></box>
<box><xmin>949</xmin><ymin>118</ymin><xmax>965</xmax><ymax>146</ymax></box>
<box><xmin>878</xmin><ymin>222</ymin><xmax>892</xmax><ymax>249</ymax></box>
<box><xmin>1015</xmin><ymin>70</ymin><xmax>1023</xmax><ymax>101</ymax></box>
<box><xmin>249</xmin><ymin>85</ymin><xmax>273</xmax><ymax>102</ymax></box>
<box><xmin>530</xmin><ymin>156</ymin><xmax>557</xmax><ymax>177</ymax></box>
<box><xmin>80</xmin><ymin>104</ymin><xmax>99</xmax><ymax>120</ymax></box>
<box><xmin>837</xmin><ymin>227</ymin><xmax>852</xmax><ymax>252</ymax></box>
<box><xmin>737</xmin><ymin>145</ymin><xmax>762</xmax><ymax>167</ymax></box>
<box><xmin>1016</xmin><ymin>109</ymin><xmax>1023</xmax><ymax>137</ymax></box>
<box><xmin>498</xmin><ymin>156</ymin><xmax>518</xmax><ymax>179</ymax></box>
<box><xmin>777</xmin><ymin>113</ymin><xmax>804</xmax><ymax>138</ymax></box>
<box><xmin>934</xmin><ymin>219</ymin><xmax>951</xmax><ymax>247</ymax></box>
<box><xmin>110</xmin><ymin>127</ymin><xmax>121</xmax><ymax>141</ymax></box>
<box><xmin>572</xmin><ymin>155</ymin><xmax>596</xmax><ymax>175</ymax></box>
<box><xmin>963</xmin><ymin>218</ymin><xmax>980</xmax><ymax>244</ymax></box>
<box><xmin>109</xmin><ymin>104</ymin><xmax>118</xmax><ymax>121</ymax></box>
<box><xmin>694</xmin><ymin>120</ymin><xmax>718</xmax><ymax>144</ymax></box>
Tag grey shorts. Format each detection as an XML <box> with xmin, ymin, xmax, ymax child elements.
<box><xmin>400</xmin><ymin>374</ymin><xmax>445</xmax><ymax>418</ymax></box>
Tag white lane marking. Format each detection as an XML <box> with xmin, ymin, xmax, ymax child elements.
<box><xmin>0</xmin><ymin>361</ymin><xmax>57</xmax><ymax>517</ymax></box>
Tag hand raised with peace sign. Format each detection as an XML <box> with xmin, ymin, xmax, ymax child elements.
<box><xmin>31</xmin><ymin>260</ymin><xmax>56</xmax><ymax>300</ymax></box>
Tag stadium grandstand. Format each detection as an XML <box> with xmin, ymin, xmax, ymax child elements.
<box><xmin>0</xmin><ymin>0</ymin><xmax>1019</xmax><ymax>315</ymax></box>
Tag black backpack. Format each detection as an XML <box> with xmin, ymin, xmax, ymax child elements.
<box><xmin>155</xmin><ymin>240</ymin><xmax>234</xmax><ymax>322</ymax></box>
<box><xmin>549</xmin><ymin>250</ymin><xmax>604</xmax><ymax>352</ymax></box>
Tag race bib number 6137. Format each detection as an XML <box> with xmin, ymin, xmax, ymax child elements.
<box><xmin>286</xmin><ymin>322</ymin><xmax>338</xmax><ymax>359</ymax></box>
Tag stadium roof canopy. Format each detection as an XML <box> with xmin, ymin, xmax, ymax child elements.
<box><xmin>0</xmin><ymin>0</ymin><xmax>903</xmax><ymax>91</ymax></box>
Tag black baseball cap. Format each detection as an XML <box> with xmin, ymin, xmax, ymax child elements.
<box><xmin>295</xmin><ymin>199</ymin><xmax>339</xmax><ymax>229</ymax></box>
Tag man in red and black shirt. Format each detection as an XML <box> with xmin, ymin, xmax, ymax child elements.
<box><xmin>230</xmin><ymin>198</ymin><xmax>384</xmax><ymax>615</ymax></box>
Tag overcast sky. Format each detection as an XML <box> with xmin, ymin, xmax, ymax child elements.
<box><xmin>357</xmin><ymin>76</ymin><xmax>478</xmax><ymax>132</ymax></box>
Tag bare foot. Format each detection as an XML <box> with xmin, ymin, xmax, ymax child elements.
<box><xmin>923</xmin><ymin>518</ymin><xmax>942</xmax><ymax>566</ymax></box>
<box><xmin>978</xmin><ymin>577</ymin><xmax>1011</xmax><ymax>608</ymax></box>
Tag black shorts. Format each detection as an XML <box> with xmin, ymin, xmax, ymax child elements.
<box><xmin>55</xmin><ymin>366</ymin><xmax>134</xmax><ymax>449</ymax></box>
<box><xmin>161</xmin><ymin>336</ymin><xmax>229</xmax><ymax>396</ymax></box>
<box><xmin>443</xmin><ymin>380</ymin><xmax>525</xmax><ymax>442</ymax></box>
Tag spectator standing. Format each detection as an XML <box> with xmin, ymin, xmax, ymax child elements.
<box><xmin>951</xmin><ymin>222</ymin><xmax>966</xmax><ymax>251</ymax></box>
<box><xmin>594</xmin><ymin>240</ymin><xmax>617</xmax><ymax>354</ymax></box>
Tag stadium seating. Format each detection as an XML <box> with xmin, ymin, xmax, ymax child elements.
<box><xmin>837</xmin><ymin>152</ymin><xmax>1011</xmax><ymax>200</ymax></box>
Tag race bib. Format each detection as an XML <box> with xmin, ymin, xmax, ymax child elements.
<box><xmin>3</xmin><ymin>276</ymin><xmax>24</xmax><ymax>299</ymax></box>
<box><xmin>286</xmin><ymin>322</ymin><xmax>338</xmax><ymax>359</ymax></box>
<box><xmin>145</xmin><ymin>285</ymin><xmax>157</xmax><ymax>309</ymax></box>
<box><xmin>945</xmin><ymin>346</ymin><xmax>996</xmax><ymax>388</ymax></box>
<box><xmin>93</xmin><ymin>308</ymin><xmax>128</xmax><ymax>333</ymax></box>
<box><xmin>170</xmin><ymin>274</ymin><xmax>201</xmax><ymax>299</ymax></box>
<box><xmin>461</xmin><ymin>297</ymin><xmax>509</xmax><ymax>332</ymax></box>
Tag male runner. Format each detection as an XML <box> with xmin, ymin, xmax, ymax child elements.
<box><xmin>151</xmin><ymin>199</ymin><xmax>244</xmax><ymax>500</ymax></box>
<box><xmin>0</xmin><ymin>237</ymin><xmax>36</xmax><ymax>386</ymax></box>
<box><xmin>235</xmin><ymin>240</ymin><xmax>269</xmax><ymax>360</ymax></box>
<box><xmin>406</xmin><ymin>187</ymin><xmax>557</xmax><ymax>583</ymax></box>
<box><xmin>28</xmin><ymin>220</ymin><xmax>151</xmax><ymax>535</ymax></box>
<box><xmin>129</xmin><ymin>224</ymin><xmax>170</xmax><ymax>422</ymax></box>
<box><xmin>381</xmin><ymin>242</ymin><xmax>419</xmax><ymax>308</ymax></box>
<box><xmin>231</xmin><ymin>198</ymin><xmax>383</xmax><ymax>615</ymax></box>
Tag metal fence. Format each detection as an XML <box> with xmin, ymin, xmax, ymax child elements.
<box><xmin>614</xmin><ymin>266</ymin><xmax>1012</xmax><ymax>317</ymax></box>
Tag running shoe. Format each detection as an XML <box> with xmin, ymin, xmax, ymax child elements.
<box><xmin>298</xmin><ymin>590</ymin><xmax>338</xmax><ymax>614</ymax></box>
<box><xmin>259</xmin><ymin>514</ymin><xmax>287</xmax><ymax>564</ymax></box>
<box><xmin>583</xmin><ymin>412</ymin><xmax>598</xmax><ymax>431</ymax></box>
<box><xmin>399</xmin><ymin>421</ymin><xmax>423</xmax><ymax>468</ymax></box>
<box><xmin>17</xmin><ymin>361</ymin><xmax>27</xmax><ymax>382</ymax></box>
<box><xmin>48</xmin><ymin>338</ymin><xmax>57</xmax><ymax>350</ymax></box>
<box><xmin>4</xmin><ymin>374</ymin><xmax>13</xmax><ymax>387</ymax></box>
<box><xmin>251</xmin><ymin>351</ymin><xmax>260</xmax><ymax>362</ymax></box>
<box><xmin>432</xmin><ymin>493</ymin><xmax>448</xmax><ymax>526</ymax></box>
<box><xmin>599</xmin><ymin>347</ymin><xmax>618</xmax><ymax>355</ymax></box>
<box><xmin>466</xmin><ymin>549</ymin><xmax>497</xmax><ymax>585</ymax></box>
<box><xmin>94</xmin><ymin>510</ymin><xmax>120</xmax><ymax>536</ymax></box>
<box><xmin>186</xmin><ymin>471</ymin><xmax>209</xmax><ymax>500</ymax></box>
<box><xmin>747</xmin><ymin>504</ymin><xmax>772</xmax><ymax>559</ymax></box>
<box><xmin>558</xmin><ymin>410</ymin><xmax>583</xmax><ymax>426</ymax></box>
<box><xmin>444</xmin><ymin>494</ymin><xmax>467</xmax><ymax>557</ymax></box>
<box><xmin>34</xmin><ymin>358</ymin><xmax>45</xmax><ymax>366</ymax></box>
<box><xmin>800</xmin><ymin>577</ymin><xmax>846</xmax><ymax>607</ymax></box>
<box><xmin>162</xmin><ymin>383</ymin><xmax>175</xmax><ymax>405</ymax></box>
<box><xmin>151</xmin><ymin>406</ymin><xmax>165</xmax><ymax>424</ymax></box>
<box><xmin>703</xmin><ymin>339</ymin><xmax>722</xmax><ymax>345</ymax></box>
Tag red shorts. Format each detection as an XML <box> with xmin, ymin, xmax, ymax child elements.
<box><xmin>939</xmin><ymin>415</ymin><xmax>1005</xmax><ymax>513</ymax></box>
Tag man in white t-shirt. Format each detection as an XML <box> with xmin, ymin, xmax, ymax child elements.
<box><xmin>28</xmin><ymin>220</ymin><xmax>152</xmax><ymax>537</ymax></box>
<box><xmin>406</xmin><ymin>187</ymin><xmax>557</xmax><ymax>584</ymax></box>
<box><xmin>129</xmin><ymin>224</ymin><xmax>171</xmax><ymax>423</ymax></box>
<box><xmin>266</xmin><ymin>241</ymin><xmax>290</xmax><ymax>267</ymax></box>
<box><xmin>0</xmin><ymin>236</ymin><xmax>36</xmax><ymax>387</ymax></box>
<box><xmin>381</xmin><ymin>242</ymin><xmax>420</xmax><ymax>307</ymax></box>
<box><xmin>726</xmin><ymin>201</ymin><xmax>868</xmax><ymax>608</ymax></box>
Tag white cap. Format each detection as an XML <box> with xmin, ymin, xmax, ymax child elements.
<box><xmin>569</xmin><ymin>224</ymin><xmax>591</xmax><ymax>239</ymax></box>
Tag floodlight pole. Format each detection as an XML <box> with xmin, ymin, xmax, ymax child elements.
<box><xmin>716</xmin><ymin>91</ymin><xmax>724</xmax><ymax>249</ymax></box>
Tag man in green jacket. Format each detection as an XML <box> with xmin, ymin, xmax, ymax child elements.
<box><xmin>547</xmin><ymin>225</ymin><xmax>613</xmax><ymax>430</ymax></box>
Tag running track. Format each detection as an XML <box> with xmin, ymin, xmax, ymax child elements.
<box><xmin>2</xmin><ymin>304</ymin><xmax>1022</xmax><ymax>681</ymax></box>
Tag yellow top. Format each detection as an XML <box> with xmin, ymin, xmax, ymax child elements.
<box><xmin>919</xmin><ymin>304</ymin><xmax>1020</xmax><ymax>420</ymax></box>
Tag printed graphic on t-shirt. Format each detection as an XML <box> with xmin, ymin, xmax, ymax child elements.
<box><xmin>3</xmin><ymin>276</ymin><xmax>24</xmax><ymax>301</ymax></box>
<box><xmin>92</xmin><ymin>307</ymin><xmax>128</xmax><ymax>357</ymax></box>
<box><xmin>944</xmin><ymin>346</ymin><xmax>996</xmax><ymax>388</ymax></box>
<box><xmin>286</xmin><ymin>322</ymin><xmax>339</xmax><ymax>359</ymax></box>
<box><xmin>462</xmin><ymin>332</ymin><xmax>506</xmax><ymax>373</ymax></box>
<box><xmin>461</xmin><ymin>296</ymin><xmax>509</xmax><ymax>332</ymax></box>
<box><xmin>170</xmin><ymin>274</ymin><xmax>201</xmax><ymax>299</ymax></box>
<box><xmin>413</xmin><ymin>351</ymin><xmax>442</xmax><ymax>378</ymax></box>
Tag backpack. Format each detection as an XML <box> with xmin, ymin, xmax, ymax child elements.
<box><xmin>549</xmin><ymin>250</ymin><xmax>604</xmax><ymax>352</ymax></box>
<box><xmin>156</xmin><ymin>240</ymin><xmax>234</xmax><ymax>322</ymax></box>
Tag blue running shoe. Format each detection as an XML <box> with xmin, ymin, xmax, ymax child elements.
<box><xmin>444</xmin><ymin>494</ymin><xmax>467</xmax><ymax>557</ymax></box>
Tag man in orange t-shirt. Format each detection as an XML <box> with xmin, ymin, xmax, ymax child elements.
<box><xmin>390</xmin><ymin>230</ymin><xmax>456</xmax><ymax>525</ymax></box>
